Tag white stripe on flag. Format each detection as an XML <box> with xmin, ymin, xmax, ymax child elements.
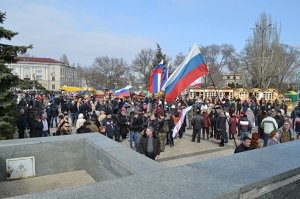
<box><xmin>172</xmin><ymin>106</ymin><xmax>193</xmax><ymax>138</ymax></box>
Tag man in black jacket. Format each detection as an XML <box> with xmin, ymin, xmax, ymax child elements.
<box><xmin>234</xmin><ymin>136</ymin><xmax>251</xmax><ymax>154</ymax></box>
<box><xmin>29</xmin><ymin>115</ymin><xmax>43</xmax><ymax>138</ymax></box>
<box><xmin>191</xmin><ymin>109</ymin><xmax>203</xmax><ymax>143</ymax></box>
<box><xmin>16</xmin><ymin>109</ymin><xmax>28</xmax><ymax>139</ymax></box>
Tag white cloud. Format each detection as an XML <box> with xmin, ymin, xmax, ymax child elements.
<box><xmin>2</xmin><ymin>1</ymin><xmax>155</xmax><ymax>66</ymax></box>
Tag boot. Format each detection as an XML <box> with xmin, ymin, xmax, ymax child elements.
<box><xmin>207</xmin><ymin>134</ymin><xmax>209</xmax><ymax>140</ymax></box>
<box><xmin>219</xmin><ymin>139</ymin><xmax>224</xmax><ymax>147</ymax></box>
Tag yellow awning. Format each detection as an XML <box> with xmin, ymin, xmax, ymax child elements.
<box><xmin>60</xmin><ymin>86</ymin><xmax>84</xmax><ymax>92</ymax></box>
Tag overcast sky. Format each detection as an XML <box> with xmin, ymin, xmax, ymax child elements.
<box><xmin>2</xmin><ymin>0</ymin><xmax>300</xmax><ymax>66</ymax></box>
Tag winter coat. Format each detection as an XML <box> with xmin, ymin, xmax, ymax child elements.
<box><xmin>229</xmin><ymin>116</ymin><xmax>238</xmax><ymax>135</ymax></box>
<box><xmin>202</xmin><ymin>112</ymin><xmax>211</xmax><ymax>128</ymax></box>
<box><xmin>70</xmin><ymin>104</ymin><xmax>78</xmax><ymax>113</ymax></box>
<box><xmin>50</xmin><ymin>105</ymin><xmax>59</xmax><ymax>117</ymax></box>
<box><xmin>274</xmin><ymin>115</ymin><xmax>284</xmax><ymax>129</ymax></box>
<box><xmin>239</xmin><ymin>116</ymin><xmax>252</xmax><ymax>133</ymax></box>
<box><xmin>246</xmin><ymin>109</ymin><xmax>255</xmax><ymax>127</ymax></box>
<box><xmin>16</xmin><ymin>114</ymin><xmax>28</xmax><ymax>130</ymax></box>
<box><xmin>191</xmin><ymin>114</ymin><xmax>203</xmax><ymax>130</ymax></box>
<box><xmin>261</xmin><ymin>116</ymin><xmax>278</xmax><ymax>134</ymax></box>
<box><xmin>216</xmin><ymin>115</ymin><xmax>227</xmax><ymax>134</ymax></box>
<box><xmin>29</xmin><ymin>119</ymin><xmax>43</xmax><ymax>137</ymax></box>
<box><xmin>76</xmin><ymin>113</ymin><xmax>86</xmax><ymax>130</ymax></box>
<box><xmin>139</xmin><ymin>136</ymin><xmax>160</xmax><ymax>158</ymax></box>
<box><xmin>102</xmin><ymin>118</ymin><xmax>115</xmax><ymax>138</ymax></box>
<box><xmin>234</xmin><ymin>144</ymin><xmax>250</xmax><ymax>154</ymax></box>
<box><xmin>86</xmin><ymin>123</ymin><xmax>99</xmax><ymax>133</ymax></box>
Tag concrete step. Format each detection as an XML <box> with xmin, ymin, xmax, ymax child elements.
<box><xmin>0</xmin><ymin>170</ymin><xmax>96</xmax><ymax>198</ymax></box>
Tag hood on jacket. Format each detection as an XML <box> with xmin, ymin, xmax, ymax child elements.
<box><xmin>78</xmin><ymin>113</ymin><xmax>84</xmax><ymax>119</ymax></box>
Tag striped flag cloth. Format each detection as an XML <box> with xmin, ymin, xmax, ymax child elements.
<box><xmin>161</xmin><ymin>62</ymin><xmax>169</xmax><ymax>91</ymax></box>
<box><xmin>172</xmin><ymin>106</ymin><xmax>193</xmax><ymax>138</ymax></box>
<box><xmin>162</xmin><ymin>44</ymin><xmax>208</xmax><ymax>103</ymax></box>
<box><xmin>148</xmin><ymin>60</ymin><xmax>164</xmax><ymax>94</ymax></box>
<box><xmin>114</xmin><ymin>85</ymin><xmax>131</xmax><ymax>97</ymax></box>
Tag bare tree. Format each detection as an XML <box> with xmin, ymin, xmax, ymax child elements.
<box><xmin>173</xmin><ymin>52</ymin><xmax>185</xmax><ymax>69</ymax></box>
<box><xmin>275</xmin><ymin>44</ymin><xmax>300</xmax><ymax>91</ymax></box>
<box><xmin>242</xmin><ymin>12</ymin><xmax>284</xmax><ymax>89</ymax></box>
<box><xmin>200</xmin><ymin>44</ymin><xmax>235</xmax><ymax>86</ymax></box>
<box><xmin>132</xmin><ymin>48</ymin><xmax>154</xmax><ymax>88</ymax></box>
<box><xmin>93</xmin><ymin>56</ymin><xmax>128</xmax><ymax>89</ymax></box>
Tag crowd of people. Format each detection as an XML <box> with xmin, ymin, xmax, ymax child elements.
<box><xmin>15</xmin><ymin>92</ymin><xmax>300</xmax><ymax>159</ymax></box>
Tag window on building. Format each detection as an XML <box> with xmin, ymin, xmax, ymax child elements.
<box><xmin>52</xmin><ymin>76</ymin><xmax>55</xmax><ymax>81</ymax></box>
<box><xmin>227</xmin><ymin>76</ymin><xmax>230</xmax><ymax>79</ymax></box>
<box><xmin>52</xmin><ymin>84</ymin><xmax>55</xmax><ymax>90</ymax></box>
<box><xmin>35</xmin><ymin>75</ymin><xmax>42</xmax><ymax>80</ymax></box>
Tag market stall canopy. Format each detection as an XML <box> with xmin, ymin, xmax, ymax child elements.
<box><xmin>60</xmin><ymin>86</ymin><xmax>84</xmax><ymax>92</ymax></box>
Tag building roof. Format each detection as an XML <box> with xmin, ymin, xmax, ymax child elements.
<box><xmin>17</xmin><ymin>57</ymin><xmax>64</xmax><ymax>64</ymax></box>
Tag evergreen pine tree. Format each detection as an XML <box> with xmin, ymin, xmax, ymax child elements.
<box><xmin>152</xmin><ymin>43</ymin><xmax>167</xmax><ymax>69</ymax></box>
<box><xmin>0</xmin><ymin>11</ymin><xmax>32</xmax><ymax>139</ymax></box>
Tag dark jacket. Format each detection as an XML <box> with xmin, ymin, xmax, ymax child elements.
<box><xmin>70</xmin><ymin>103</ymin><xmax>78</xmax><ymax>114</ymax></box>
<box><xmin>16</xmin><ymin>114</ymin><xmax>28</xmax><ymax>130</ymax></box>
<box><xmin>129</xmin><ymin>116</ymin><xmax>143</xmax><ymax>132</ymax></box>
<box><xmin>29</xmin><ymin>119</ymin><xmax>43</xmax><ymax>137</ymax></box>
<box><xmin>274</xmin><ymin>115</ymin><xmax>284</xmax><ymax>129</ymax></box>
<box><xmin>191</xmin><ymin>114</ymin><xmax>203</xmax><ymax>130</ymax></box>
<box><xmin>50</xmin><ymin>105</ymin><xmax>59</xmax><ymax>117</ymax></box>
<box><xmin>216</xmin><ymin>115</ymin><xmax>227</xmax><ymax>134</ymax></box>
<box><xmin>77</xmin><ymin>125</ymin><xmax>92</xmax><ymax>134</ymax></box>
<box><xmin>139</xmin><ymin>136</ymin><xmax>160</xmax><ymax>158</ymax></box>
<box><xmin>102</xmin><ymin>118</ymin><xmax>115</xmax><ymax>138</ymax></box>
<box><xmin>234</xmin><ymin>143</ymin><xmax>250</xmax><ymax>154</ymax></box>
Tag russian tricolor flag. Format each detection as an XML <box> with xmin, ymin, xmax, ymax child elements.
<box><xmin>161</xmin><ymin>62</ymin><xmax>169</xmax><ymax>90</ymax></box>
<box><xmin>162</xmin><ymin>44</ymin><xmax>208</xmax><ymax>103</ymax></box>
<box><xmin>148</xmin><ymin>60</ymin><xmax>163</xmax><ymax>94</ymax></box>
<box><xmin>114</xmin><ymin>85</ymin><xmax>131</xmax><ymax>97</ymax></box>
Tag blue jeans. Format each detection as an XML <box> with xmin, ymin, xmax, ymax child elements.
<box><xmin>50</xmin><ymin>116</ymin><xmax>58</xmax><ymax>128</ymax></box>
<box><xmin>240</xmin><ymin>131</ymin><xmax>249</xmax><ymax>141</ymax></box>
<box><xmin>129</xmin><ymin>131</ymin><xmax>137</xmax><ymax>149</ymax></box>
<box><xmin>42</xmin><ymin>131</ymin><xmax>49</xmax><ymax>137</ymax></box>
<box><xmin>70</xmin><ymin>113</ymin><xmax>78</xmax><ymax>125</ymax></box>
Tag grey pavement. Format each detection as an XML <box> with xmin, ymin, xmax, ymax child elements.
<box><xmin>120</xmin><ymin>128</ymin><xmax>255</xmax><ymax>167</ymax></box>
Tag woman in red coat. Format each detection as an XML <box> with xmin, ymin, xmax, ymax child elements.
<box><xmin>229</xmin><ymin>113</ymin><xmax>238</xmax><ymax>139</ymax></box>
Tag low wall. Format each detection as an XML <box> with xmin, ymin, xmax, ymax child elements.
<box><xmin>3</xmin><ymin>135</ymin><xmax>300</xmax><ymax>199</ymax></box>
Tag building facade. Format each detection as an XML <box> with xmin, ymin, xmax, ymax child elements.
<box><xmin>189</xmin><ymin>86</ymin><xmax>280</xmax><ymax>102</ymax></box>
<box><xmin>7</xmin><ymin>57</ymin><xmax>82</xmax><ymax>91</ymax></box>
<box><xmin>222</xmin><ymin>73</ymin><xmax>244</xmax><ymax>87</ymax></box>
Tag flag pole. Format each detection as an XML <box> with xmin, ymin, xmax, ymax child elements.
<box><xmin>208</xmin><ymin>73</ymin><xmax>237</xmax><ymax>148</ymax></box>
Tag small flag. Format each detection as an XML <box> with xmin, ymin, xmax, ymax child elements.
<box><xmin>114</xmin><ymin>85</ymin><xmax>131</xmax><ymax>97</ymax></box>
<box><xmin>148</xmin><ymin>60</ymin><xmax>163</xmax><ymax>94</ymax></box>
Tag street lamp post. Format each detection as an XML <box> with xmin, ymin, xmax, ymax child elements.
<box><xmin>255</xmin><ymin>24</ymin><xmax>272</xmax><ymax>89</ymax></box>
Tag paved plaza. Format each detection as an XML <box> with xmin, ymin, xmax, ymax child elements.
<box><xmin>121</xmin><ymin>128</ymin><xmax>244</xmax><ymax>167</ymax></box>
<box><xmin>17</xmin><ymin>123</ymin><xmax>256</xmax><ymax>168</ymax></box>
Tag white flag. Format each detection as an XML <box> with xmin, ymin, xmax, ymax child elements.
<box><xmin>172</xmin><ymin>106</ymin><xmax>193</xmax><ymax>138</ymax></box>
